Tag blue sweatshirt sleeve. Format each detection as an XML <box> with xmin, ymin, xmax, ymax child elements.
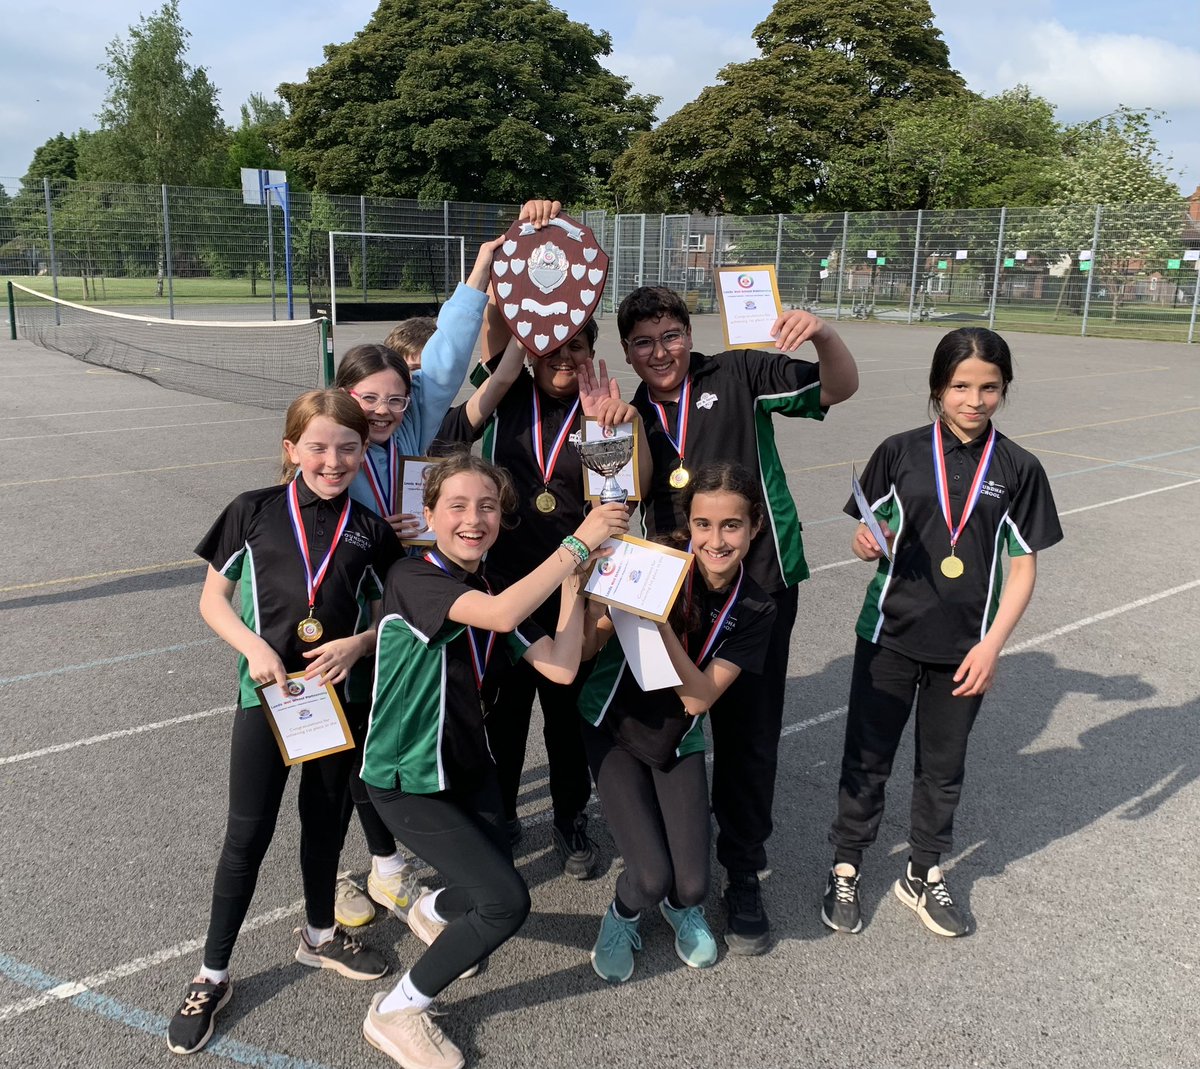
<box><xmin>400</xmin><ymin>283</ymin><xmax>487</xmax><ymax>453</ymax></box>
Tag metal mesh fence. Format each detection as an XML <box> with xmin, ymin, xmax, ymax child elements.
<box><xmin>3</xmin><ymin>177</ymin><xmax>1197</xmax><ymax>342</ymax></box>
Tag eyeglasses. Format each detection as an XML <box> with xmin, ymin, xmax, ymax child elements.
<box><xmin>349</xmin><ymin>389</ymin><xmax>411</xmax><ymax>412</ymax></box>
<box><xmin>627</xmin><ymin>329</ymin><xmax>688</xmax><ymax>357</ymax></box>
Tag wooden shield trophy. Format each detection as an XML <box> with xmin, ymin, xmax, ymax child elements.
<box><xmin>490</xmin><ymin>214</ymin><xmax>609</xmax><ymax>356</ymax></box>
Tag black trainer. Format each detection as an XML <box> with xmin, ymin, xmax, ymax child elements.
<box><xmin>167</xmin><ymin>976</ymin><xmax>232</xmax><ymax>1055</ymax></box>
<box><xmin>723</xmin><ymin>870</ymin><xmax>770</xmax><ymax>955</ymax></box>
<box><xmin>552</xmin><ymin>812</ymin><xmax>598</xmax><ymax>880</ymax></box>
<box><xmin>894</xmin><ymin>862</ymin><xmax>969</xmax><ymax>937</ymax></box>
<box><xmin>821</xmin><ymin>863</ymin><xmax>863</xmax><ymax>934</ymax></box>
<box><xmin>294</xmin><ymin>925</ymin><xmax>390</xmax><ymax>979</ymax></box>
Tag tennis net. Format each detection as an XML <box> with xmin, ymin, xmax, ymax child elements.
<box><xmin>8</xmin><ymin>282</ymin><xmax>330</xmax><ymax>409</ymax></box>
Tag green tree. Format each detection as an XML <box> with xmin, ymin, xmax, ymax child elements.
<box><xmin>222</xmin><ymin>93</ymin><xmax>289</xmax><ymax>184</ymax></box>
<box><xmin>277</xmin><ymin>0</ymin><xmax>658</xmax><ymax>202</ymax></box>
<box><xmin>823</xmin><ymin>87</ymin><xmax>1062</xmax><ymax>212</ymax></box>
<box><xmin>76</xmin><ymin>0</ymin><xmax>227</xmax><ymax>186</ymax></box>
<box><xmin>610</xmin><ymin>0</ymin><xmax>965</xmax><ymax>214</ymax></box>
<box><xmin>20</xmin><ymin>133</ymin><xmax>80</xmax><ymax>189</ymax></box>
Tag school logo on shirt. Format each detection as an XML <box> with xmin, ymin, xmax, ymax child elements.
<box><xmin>979</xmin><ymin>480</ymin><xmax>1007</xmax><ymax>500</ymax></box>
<box><xmin>695</xmin><ymin>392</ymin><xmax>718</xmax><ymax>410</ymax></box>
<box><xmin>341</xmin><ymin>530</ymin><xmax>372</xmax><ymax>550</ymax></box>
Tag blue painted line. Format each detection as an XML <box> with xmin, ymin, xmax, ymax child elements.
<box><xmin>0</xmin><ymin>639</ymin><xmax>219</xmax><ymax>687</ymax></box>
<box><xmin>0</xmin><ymin>952</ymin><xmax>339</xmax><ymax>1069</ymax></box>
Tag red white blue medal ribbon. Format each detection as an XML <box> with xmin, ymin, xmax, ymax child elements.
<box><xmin>650</xmin><ymin>375</ymin><xmax>692</xmax><ymax>466</ymax></box>
<box><xmin>423</xmin><ymin>550</ymin><xmax>496</xmax><ymax>690</ymax></box>
<box><xmin>287</xmin><ymin>478</ymin><xmax>352</xmax><ymax>613</ymax></box>
<box><xmin>932</xmin><ymin>422</ymin><xmax>996</xmax><ymax>554</ymax></box>
<box><xmin>684</xmin><ymin>562</ymin><xmax>743</xmax><ymax>667</ymax></box>
<box><xmin>531</xmin><ymin>391</ymin><xmax>580</xmax><ymax>489</ymax></box>
<box><xmin>362</xmin><ymin>438</ymin><xmax>398</xmax><ymax>516</ymax></box>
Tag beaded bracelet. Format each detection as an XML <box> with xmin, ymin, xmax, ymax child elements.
<box><xmin>561</xmin><ymin>535</ymin><xmax>590</xmax><ymax>565</ymax></box>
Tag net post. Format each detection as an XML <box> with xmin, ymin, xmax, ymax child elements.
<box><xmin>161</xmin><ymin>184</ymin><xmax>176</xmax><ymax>320</ymax></box>
<box><xmin>43</xmin><ymin>177</ymin><xmax>61</xmax><ymax>326</ymax></box>
<box><xmin>7</xmin><ymin>281</ymin><xmax>16</xmax><ymax>340</ymax></box>
<box><xmin>321</xmin><ymin>317</ymin><xmax>334</xmax><ymax>385</ymax></box>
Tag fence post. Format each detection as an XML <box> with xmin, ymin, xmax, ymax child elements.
<box><xmin>1080</xmin><ymin>204</ymin><xmax>1102</xmax><ymax>337</ymax></box>
<box><xmin>775</xmin><ymin>213</ymin><xmax>783</xmax><ymax>275</ymax></box>
<box><xmin>161</xmin><ymin>185</ymin><xmax>175</xmax><ymax>319</ymax></box>
<box><xmin>907</xmin><ymin>209</ymin><xmax>923</xmax><ymax>323</ymax></box>
<box><xmin>835</xmin><ymin>211</ymin><xmax>848</xmax><ymax>320</ymax></box>
<box><xmin>42</xmin><ymin>177</ymin><xmax>60</xmax><ymax>325</ymax></box>
<box><xmin>988</xmin><ymin>206</ymin><xmax>1007</xmax><ymax>330</ymax></box>
<box><xmin>360</xmin><ymin>196</ymin><xmax>368</xmax><ymax>304</ymax></box>
<box><xmin>1188</xmin><ymin>261</ymin><xmax>1199</xmax><ymax>344</ymax></box>
<box><xmin>320</xmin><ymin>317</ymin><xmax>334</xmax><ymax>385</ymax></box>
<box><xmin>7</xmin><ymin>281</ymin><xmax>16</xmax><ymax>340</ymax></box>
<box><xmin>443</xmin><ymin>200</ymin><xmax>452</xmax><ymax>289</ymax></box>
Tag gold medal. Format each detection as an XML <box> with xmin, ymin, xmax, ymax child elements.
<box><xmin>669</xmin><ymin>465</ymin><xmax>690</xmax><ymax>489</ymax></box>
<box><xmin>940</xmin><ymin>554</ymin><xmax>964</xmax><ymax>579</ymax></box>
<box><xmin>535</xmin><ymin>490</ymin><xmax>557</xmax><ymax>514</ymax></box>
<box><xmin>297</xmin><ymin>616</ymin><xmax>324</xmax><ymax>643</ymax></box>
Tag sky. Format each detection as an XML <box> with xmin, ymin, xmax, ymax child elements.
<box><xmin>1</xmin><ymin>0</ymin><xmax>1197</xmax><ymax>199</ymax></box>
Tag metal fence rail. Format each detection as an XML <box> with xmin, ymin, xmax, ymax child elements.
<box><xmin>3</xmin><ymin>178</ymin><xmax>1198</xmax><ymax>341</ymax></box>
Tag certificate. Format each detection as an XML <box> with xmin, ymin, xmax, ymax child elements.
<box><xmin>399</xmin><ymin>456</ymin><xmax>436</xmax><ymax>546</ymax></box>
<box><xmin>583</xmin><ymin>534</ymin><xmax>692</xmax><ymax>623</ymax></box>
<box><xmin>714</xmin><ymin>265</ymin><xmax>784</xmax><ymax>350</ymax></box>
<box><xmin>254</xmin><ymin>673</ymin><xmax>355</xmax><ymax>766</ymax></box>
<box><xmin>581</xmin><ymin>419</ymin><xmax>642</xmax><ymax>502</ymax></box>
<box><xmin>610</xmin><ymin>607</ymin><xmax>682</xmax><ymax>691</ymax></box>
<box><xmin>852</xmin><ymin>466</ymin><xmax>892</xmax><ymax>561</ymax></box>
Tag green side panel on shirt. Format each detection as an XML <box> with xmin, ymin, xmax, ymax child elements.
<box><xmin>577</xmin><ymin>641</ymin><xmax>624</xmax><ymax>727</ymax></box>
<box><xmin>481</xmin><ymin>418</ymin><xmax>496</xmax><ymax>463</ymax></box>
<box><xmin>984</xmin><ymin>524</ymin><xmax>1010</xmax><ymax>632</ymax></box>
<box><xmin>853</xmin><ymin>494</ymin><xmax>901</xmax><ymax>644</ymax></box>
<box><xmin>753</xmin><ymin>401</ymin><xmax>808</xmax><ymax>586</ymax></box>
<box><xmin>230</xmin><ymin>550</ymin><xmax>262</xmax><ymax>709</ymax></box>
<box><xmin>676</xmin><ymin>712</ymin><xmax>708</xmax><ymax>758</ymax></box>
<box><xmin>362</xmin><ymin>617</ymin><xmax>463</xmax><ymax>793</ymax></box>
<box><xmin>469</xmin><ymin>362</ymin><xmax>490</xmax><ymax>389</ymax></box>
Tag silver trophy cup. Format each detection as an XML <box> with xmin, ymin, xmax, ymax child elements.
<box><xmin>576</xmin><ymin>435</ymin><xmax>634</xmax><ymax>504</ymax></box>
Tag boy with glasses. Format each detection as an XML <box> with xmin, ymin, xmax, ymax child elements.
<box><xmin>619</xmin><ymin>284</ymin><xmax>859</xmax><ymax>955</ymax></box>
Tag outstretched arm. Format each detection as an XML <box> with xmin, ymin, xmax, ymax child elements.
<box><xmin>461</xmin><ymin>333</ymin><xmax>526</xmax><ymax>432</ymax></box>
<box><xmin>769</xmin><ymin>310</ymin><xmax>859</xmax><ymax>407</ymax></box>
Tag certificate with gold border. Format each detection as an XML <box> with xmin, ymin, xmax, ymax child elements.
<box><xmin>399</xmin><ymin>456</ymin><xmax>437</xmax><ymax>547</ymax></box>
<box><xmin>254</xmin><ymin>672</ymin><xmax>354</xmax><ymax>766</ymax></box>
<box><xmin>582</xmin><ymin>534</ymin><xmax>692</xmax><ymax>623</ymax></box>
<box><xmin>715</xmin><ymin>264</ymin><xmax>784</xmax><ymax>349</ymax></box>
<box><xmin>581</xmin><ymin>419</ymin><xmax>642</xmax><ymax>503</ymax></box>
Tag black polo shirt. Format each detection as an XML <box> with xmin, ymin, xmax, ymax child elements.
<box><xmin>632</xmin><ymin>349</ymin><xmax>824</xmax><ymax>595</ymax></box>
<box><xmin>195</xmin><ymin>479</ymin><xmax>402</xmax><ymax>708</ymax></box>
<box><xmin>433</xmin><ymin>362</ymin><xmax>585</xmax><ymax>632</ymax></box>
<box><xmin>365</xmin><ymin>555</ymin><xmax>544</xmax><ymax>792</ymax></box>
<box><xmin>578</xmin><ymin>567</ymin><xmax>777</xmax><ymax>768</ymax></box>
<box><xmin>846</xmin><ymin>421</ymin><xmax>1063</xmax><ymax>663</ymax></box>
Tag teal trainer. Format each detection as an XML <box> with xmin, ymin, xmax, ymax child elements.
<box><xmin>590</xmin><ymin>905</ymin><xmax>642</xmax><ymax>983</ymax></box>
<box><xmin>659</xmin><ymin>901</ymin><xmax>718</xmax><ymax>969</ymax></box>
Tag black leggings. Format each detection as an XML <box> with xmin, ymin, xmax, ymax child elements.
<box><xmin>366</xmin><ymin>772</ymin><xmax>530</xmax><ymax>997</ymax></box>
<box><xmin>342</xmin><ymin>767</ymin><xmax>398</xmax><ymax>857</ymax></box>
<box><xmin>582</xmin><ymin>722</ymin><xmax>710</xmax><ymax>913</ymax></box>
<box><xmin>829</xmin><ymin>638</ymin><xmax>985</xmax><ymax>869</ymax></box>
<box><xmin>202</xmin><ymin>703</ymin><xmax>365</xmax><ymax>972</ymax></box>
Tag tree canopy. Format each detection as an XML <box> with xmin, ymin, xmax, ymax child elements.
<box><xmin>277</xmin><ymin>0</ymin><xmax>658</xmax><ymax>203</ymax></box>
<box><xmin>609</xmin><ymin>0</ymin><xmax>965</xmax><ymax>214</ymax></box>
<box><xmin>76</xmin><ymin>0</ymin><xmax>228</xmax><ymax>186</ymax></box>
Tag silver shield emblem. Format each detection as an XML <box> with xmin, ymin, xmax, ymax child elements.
<box><xmin>528</xmin><ymin>241</ymin><xmax>568</xmax><ymax>295</ymax></box>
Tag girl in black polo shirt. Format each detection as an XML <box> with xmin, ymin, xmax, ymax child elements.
<box><xmin>168</xmin><ymin>390</ymin><xmax>402</xmax><ymax>1056</ymax></box>
<box><xmin>360</xmin><ymin>453</ymin><xmax>628</xmax><ymax>1069</ymax></box>
<box><xmin>821</xmin><ymin>328</ymin><xmax>1062</xmax><ymax>939</ymax></box>
<box><xmin>579</xmin><ymin>462</ymin><xmax>777</xmax><ymax>983</ymax></box>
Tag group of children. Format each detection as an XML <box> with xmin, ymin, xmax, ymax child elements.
<box><xmin>167</xmin><ymin>200</ymin><xmax>1061</xmax><ymax>1069</ymax></box>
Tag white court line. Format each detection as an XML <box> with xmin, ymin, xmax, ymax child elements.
<box><xmin>0</xmin><ymin>401</ymin><xmax>232</xmax><ymax>421</ymax></box>
<box><xmin>0</xmin><ymin>416</ymin><xmax>275</xmax><ymax>442</ymax></box>
<box><xmin>3</xmin><ymin>579</ymin><xmax>1194</xmax><ymax>1024</ymax></box>
<box><xmin>1057</xmin><ymin>479</ymin><xmax>1200</xmax><ymax>517</ymax></box>
<box><xmin>0</xmin><ymin>899</ymin><xmax>303</xmax><ymax>1024</ymax></box>
<box><xmin>0</xmin><ymin>705</ymin><xmax>233</xmax><ymax>767</ymax></box>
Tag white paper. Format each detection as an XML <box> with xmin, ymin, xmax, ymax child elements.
<box><xmin>852</xmin><ymin>467</ymin><xmax>891</xmax><ymax>561</ymax></box>
<box><xmin>819</xmin><ymin>269</ymin><xmax>829</xmax><ymax>279</ymax></box>
<box><xmin>867</xmin><ymin>249</ymin><xmax>877</xmax><ymax>259</ymax></box>
<box><xmin>258</xmin><ymin>674</ymin><xmax>351</xmax><ymax>763</ymax></box>
<box><xmin>582</xmin><ymin>421</ymin><xmax>637</xmax><ymax>500</ymax></box>
<box><xmin>1184</xmin><ymin>250</ymin><xmax>1200</xmax><ymax>262</ymax></box>
<box><xmin>400</xmin><ymin>458</ymin><xmax>435</xmax><ymax>545</ymax></box>
<box><xmin>584</xmin><ymin>536</ymin><xmax>691</xmax><ymax>621</ymax></box>
<box><xmin>1015</xmin><ymin>250</ymin><xmax>1028</xmax><ymax>260</ymax></box>
<box><xmin>610</xmin><ymin>608</ymin><xmax>682</xmax><ymax>691</ymax></box>
<box><xmin>955</xmin><ymin>249</ymin><xmax>968</xmax><ymax>260</ymax></box>
<box><xmin>1079</xmin><ymin>249</ymin><xmax>1093</xmax><ymax>261</ymax></box>
<box><xmin>716</xmin><ymin>266</ymin><xmax>783</xmax><ymax>347</ymax></box>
